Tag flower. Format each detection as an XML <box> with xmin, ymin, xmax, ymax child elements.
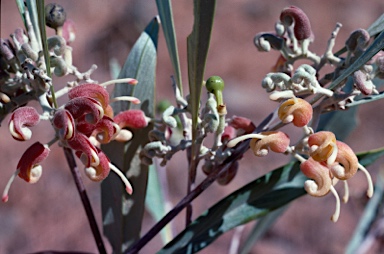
<box><xmin>300</xmin><ymin>157</ymin><xmax>341</xmax><ymax>222</ymax></box>
<box><xmin>308</xmin><ymin>131</ymin><xmax>338</xmax><ymax>165</ymax></box>
<box><xmin>278</xmin><ymin>98</ymin><xmax>313</xmax><ymax>127</ymax></box>
<box><xmin>227</xmin><ymin>131</ymin><xmax>290</xmax><ymax>157</ymax></box>
<box><xmin>9</xmin><ymin>107</ymin><xmax>41</xmax><ymax>141</ymax></box>
<box><xmin>2</xmin><ymin>142</ymin><xmax>50</xmax><ymax>202</ymax></box>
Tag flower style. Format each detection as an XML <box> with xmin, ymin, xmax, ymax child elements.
<box><xmin>9</xmin><ymin>107</ymin><xmax>41</xmax><ymax>141</ymax></box>
<box><xmin>227</xmin><ymin>131</ymin><xmax>290</xmax><ymax>157</ymax></box>
<box><xmin>278</xmin><ymin>97</ymin><xmax>313</xmax><ymax>127</ymax></box>
<box><xmin>2</xmin><ymin>142</ymin><xmax>50</xmax><ymax>202</ymax></box>
<box><xmin>300</xmin><ymin>157</ymin><xmax>341</xmax><ymax>222</ymax></box>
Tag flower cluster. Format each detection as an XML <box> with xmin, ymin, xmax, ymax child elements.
<box><xmin>1</xmin><ymin>3</ymin><xmax>151</xmax><ymax>202</ymax></box>
<box><xmin>3</xmin><ymin>82</ymin><xmax>150</xmax><ymax>202</ymax></box>
<box><xmin>227</xmin><ymin>91</ymin><xmax>373</xmax><ymax>222</ymax></box>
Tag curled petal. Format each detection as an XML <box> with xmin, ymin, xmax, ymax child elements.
<box><xmin>229</xmin><ymin>116</ymin><xmax>256</xmax><ymax>133</ymax></box>
<box><xmin>353</xmin><ymin>70</ymin><xmax>375</xmax><ymax>95</ymax></box>
<box><xmin>114</xmin><ymin>109</ymin><xmax>149</xmax><ymax>129</ymax></box>
<box><xmin>280</xmin><ymin>6</ymin><xmax>312</xmax><ymax>41</ymax></box>
<box><xmin>17</xmin><ymin>142</ymin><xmax>50</xmax><ymax>183</ymax></box>
<box><xmin>52</xmin><ymin>109</ymin><xmax>75</xmax><ymax>140</ymax></box>
<box><xmin>308</xmin><ymin>131</ymin><xmax>338</xmax><ymax>164</ymax></box>
<box><xmin>65</xmin><ymin>97</ymin><xmax>104</xmax><ymax>124</ymax></box>
<box><xmin>84</xmin><ymin>148</ymin><xmax>110</xmax><ymax>182</ymax></box>
<box><xmin>221</xmin><ymin>126</ymin><xmax>237</xmax><ymax>143</ymax></box>
<box><xmin>345</xmin><ymin>29</ymin><xmax>370</xmax><ymax>53</ymax></box>
<box><xmin>329</xmin><ymin>141</ymin><xmax>358</xmax><ymax>180</ymax></box>
<box><xmin>68</xmin><ymin>133</ymin><xmax>99</xmax><ymax>167</ymax></box>
<box><xmin>254</xmin><ymin>33</ymin><xmax>284</xmax><ymax>52</ymax></box>
<box><xmin>2</xmin><ymin>142</ymin><xmax>50</xmax><ymax>202</ymax></box>
<box><xmin>93</xmin><ymin>116</ymin><xmax>120</xmax><ymax>144</ymax></box>
<box><xmin>300</xmin><ymin>158</ymin><xmax>332</xmax><ymax>197</ymax></box>
<box><xmin>249</xmin><ymin>131</ymin><xmax>290</xmax><ymax>156</ymax></box>
<box><xmin>68</xmin><ymin>83</ymin><xmax>110</xmax><ymax>111</ymax></box>
<box><xmin>9</xmin><ymin>106</ymin><xmax>40</xmax><ymax>141</ymax></box>
<box><xmin>278</xmin><ymin>98</ymin><xmax>313</xmax><ymax>127</ymax></box>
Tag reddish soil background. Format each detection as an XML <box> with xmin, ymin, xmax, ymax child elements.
<box><xmin>1</xmin><ymin>1</ymin><xmax>384</xmax><ymax>253</ymax></box>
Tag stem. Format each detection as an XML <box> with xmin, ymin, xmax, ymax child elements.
<box><xmin>63</xmin><ymin>147</ymin><xmax>107</xmax><ymax>254</ymax></box>
<box><xmin>125</xmin><ymin>113</ymin><xmax>273</xmax><ymax>253</ymax></box>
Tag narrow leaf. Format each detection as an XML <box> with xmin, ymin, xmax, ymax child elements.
<box><xmin>156</xmin><ymin>0</ymin><xmax>183</xmax><ymax>95</ymax></box>
<box><xmin>239</xmin><ymin>206</ymin><xmax>287</xmax><ymax>254</ymax></box>
<box><xmin>159</xmin><ymin>147</ymin><xmax>384</xmax><ymax>253</ymax></box>
<box><xmin>27</xmin><ymin>0</ymin><xmax>42</xmax><ymax>48</ymax></box>
<box><xmin>145</xmin><ymin>163</ymin><xmax>173</xmax><ymax>244</ymax></box>
<box><xmin>187</xmin><ymin>0</ymin><xmax>216</xmax><ymax>135</ymax></box>
<box><xmin>367</xmin><ymin>13</ymin><xmax>384</xmax><ymax>37</ymax></box>
<box><xmin>346</xmin><ymin>172</ymin><xmax>384</xmax><ymax>254</ymax></box>
<box><xmin>346</xmin><ymin>91</ymin><xmax>384</xmax><ymax>108</ymax></box>
<box><xmin>101</xmin><ymin>17</ymin><xmax>159</xmax><ymax>254</ymax></box>
<box><xmin>15</xmin><ymin>0</ymin><xmax>26</xmax><ymax>28</ymax></box>
<box><xmin>329</xmin><ymin>30</ymin><xmax>384</xmax><ymax>91</ymax></box>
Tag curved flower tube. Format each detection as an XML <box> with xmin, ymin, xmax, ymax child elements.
<box><xmin>68</xmin><ymin>83</ymin><xmax>110</xmax><ymax>110</ymax></box>
<box><xmin>280</xmin><ymin>6</ymin><xmax>312</xmax><ymax>41</ymax></box>
<box><xmin>52</xmin><ymin>109</ymin><xmax>75</xmax><ymax>140</ymax></box>
<box><xmin>308</xmin><ymin>131</ymin><xmax>338</xmax><ymax>165</ymax></box>
<box><xmin>300</xmin><ymin>157</ymin><xmax>341</xmax><ymax>222</ymax></box>
<box><xmin>114</xmin><ymin>109</ymin><xmax>150</xmax><ymax>129</ymax></box>
<box><xmin>2</xmin><ymin>142</ymin><xmax>50</xmax><ymax>202</ymax></box>
<box><xmin>227</xmin><ymin>131</ymin><xmax>290</xmax><ymax>157</ymax></box>
<box><xmin>93</xmin><ymin>116</ymin><xmax>120</xmax><ymax>144</ymax></box>
<box><xmin>67</xmin><ymin>132</ymin><xmax>99</xmax><ymax>167</ymax></box>
<box><xmin>278</xmin><ymin>98</ymin><xmax>313</xmax><ymax>127</ymax></box>
<box><xmin>9</xmin><ymin>106</ymin><xmax>41</xmax><ymax>141</ymax></box>
<box><xmin>84</xmin><ymin>148</ymin><xmax>110</xmax><ymax>182</ymax></box>
<box><xmin>329</xmin><ymin>141</ymin><xmax>358</xmax><ymax>180</ymax></box>
<box><xmin>65</xmin><ymin>97</ymin><xmax>104</xmax><ymax>124</ymax></box>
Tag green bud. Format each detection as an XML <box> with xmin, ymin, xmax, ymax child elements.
<box><xmin>206</xmin><ymin>76</ymin><xmax>224</xmax><ymax>106</ymax></box>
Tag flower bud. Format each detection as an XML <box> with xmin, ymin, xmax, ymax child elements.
<box><xmin>9</xmin><ymin>107</ymin><xmax>40</xmax><ymax>141</ymax></box>
<box><xmin>278</xmin><ymin>98</ymin><xmax>313</xmax><ymax>127</ymax></box>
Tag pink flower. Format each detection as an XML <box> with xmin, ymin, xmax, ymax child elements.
<box><xmin>9</xmin><ymin>107</ymin><xmax>40</xmax><ymax>141</ymax></box>
<box><xmin>52</xmin><ymin>109</ymin><xmax>75</xmax><ymax>140</ymax></box>
<box><xmin>249</xmin><ymin>131</ymin><xmax>290</xmax><ymax>156</ymax></box>
<box><xmin>278</xmin><ymin>98</ymin><xmax>313</xmax><ymax>127</ymax></box>
<box><xmin>300</xmin><ymin>157</ymin><xmax>332</xmax><ymax>197</ymax></box>
<box><xmin>65</xmin><ymin>97</ymin><xmax>104</xmax><ymax>124</ymax></box>
<box><xmin>114</xmin><ymin>109</ymin><xmax>149</xmax><ymax>129</ymax></box>
<box><xmin>280</xmin><ymin>6</ymin><xmax>312</xmax><ymax>41</ymax></box>
<box><xmin>308</xmin><ymin>131</ymin><xmax>338</xmax><ymax>165</ymax></box>
<box><xmin>2</xmin><ymin>142</ymin><xmax>50</xmax><ymax>202</ymax></box>
<box><xmin>328</xmin><ymin>141</ymin><xmax>358</xmax><ymax>180</ymax></box>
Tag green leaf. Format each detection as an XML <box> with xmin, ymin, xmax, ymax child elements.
<box><xmin>15</xmin><ymin>0</ymin><xmax>26</xmax><ymax>28</ymax></box>
<box><xmin>156</xmin><ymin>0</ymin><xmax>183</xmax><ymax>95</ymax></box>
<box><xmin>159</xmin><ymin>147</ymin><xmax>384</xmax><ymax>253</ymax></box>
<box><xmin>329</xmin><ymin>30</ymin><xmax>384</xmax><ymax>91</ymax></box>
<box><xmin>367</xmin><ymin>13</ymin><xmax>384</xmax><ymax>37</ymax></box>
<box><xmin>158</xmin><ymin>161</ymin><xmax>307</xmax><ymax>253</ymax></box>
<box><xmin>101</xmin><ymin>17</ymin><xmax>159</xmax><ymax>254</ymax></box>
<box><xmin>346</xmin><ymin>91</ymin><xmax>384</xmax><ymax>108</ymax></box>
<box><xmin>145</xmin><ymin>164</ymin><xmax>173</xmax><ymax>244</ymax></box>
<box><xmin>239</xmin><ymin>206</ymin><xmax>287</xmax><ymax>254</ymax></box>
<box><xmin>27</xmin><ymin>0</ymin><xmax>42</xmax><ymax>48</ymax></box>
<box><xmin>346</xmin><ymin>172</ymin><xmax>384</xmax><ymax>254</ymax></box>
<box><xmin>187</xmin><ymin>0</ymin><xmax>216</xmax><ymax>136</ymax></box>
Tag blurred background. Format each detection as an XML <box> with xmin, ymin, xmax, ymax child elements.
<box><xmin>1</xmin><ymin>0</ymin><xmax>384</xmax><ymax>253</ymax></box>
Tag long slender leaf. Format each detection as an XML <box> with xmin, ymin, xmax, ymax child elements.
<box><xmin>367</xmin><ymin>13</ymin><xmax>384</xmax><ymax>37</ymax></box>
<box><xmin>15</xmin><ymin>0</ymin><xmax>27</xmax><ymax>28</ymax></box>
<box><xmin>239</xmin><ymin>206</ymin><xmax>288</xmax><ymax>254</ymax></box>
<box><xmin>159</xmin><ymin>147</ymin><xmax>384</xmax><ymax>253</ymax></box>
<box><xmin>145</xmin><ymin>163</ymin><xmax>173</xmax><ymax>244</ymax></box>
<box><xmin>27</xmin><ymin>0</ymin><xmax>42</xmax><ymax>48</ymax></box>
<box><xmin>156</xmin><ymin>0</ymin><xmax>183</xmax><ymax>95</ymax></box>
<box><xmin>101</xmin><ymin>17</ymin><xmax>159</xmax><ymax>254</ymax></box>
<box><xmin>346</xmin><ymin>171</ymin><xmax>384</xmax><ymax>254</ymax></box>
<box><xmin>328</xmin><ymin>30</ymin><xmax>384</xmax><ymax>91</ymax></box>
<box><xmin>187</xmin><ymin>0</ymin><xmax>216</xmax><ymax>137</ymax></box>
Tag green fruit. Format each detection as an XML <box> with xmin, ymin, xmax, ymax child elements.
<box><xmin>206</xmin><ymin>76</ymin><xmax>224</xmax><ymax>105</ymax></box>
